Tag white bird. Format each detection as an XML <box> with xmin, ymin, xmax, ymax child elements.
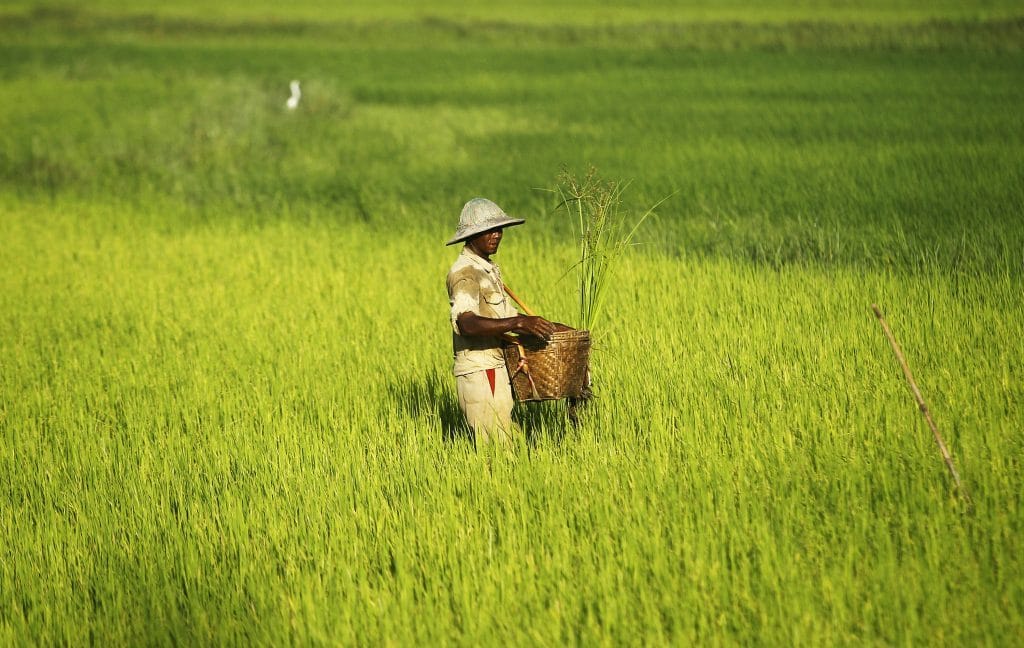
<box><xmin>286</xmin><ymin>80</ymin><xmax>301</xmax><ymax>110</ymax></box>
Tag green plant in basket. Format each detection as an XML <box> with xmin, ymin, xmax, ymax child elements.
<box><xmin>504</xmin><ymin>169</ymin><xmax>666</xmax><ymax>404</ymax></box>
<box><xmin>553</xmin><ymin>168</ymin><xmax>667</xmax><ymax>332</ymax></box>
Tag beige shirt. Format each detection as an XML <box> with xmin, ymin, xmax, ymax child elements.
<box><xmin>447</xmin><ymin>246</ymin><xmax>519</xmax><ymax>376</ymax></box>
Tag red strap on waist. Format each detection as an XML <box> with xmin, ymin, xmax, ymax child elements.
<box><xmin>485</xmin><ymin>368</ymin><xmax>496</xmax><ymax>396</ymax></box>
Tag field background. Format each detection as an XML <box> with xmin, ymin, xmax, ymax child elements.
<box><xmin>2</xmin><ymin>1</ymin><xmax>1023</xmax><ymax>645</ymax></box>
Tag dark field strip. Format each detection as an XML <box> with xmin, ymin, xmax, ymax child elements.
<box><xmin>2</xmin><ymin>6</ymin><xmax>1024</xmax><ymax>51</ymax></box>
<box><xmin>2</xmin><ymin>37</ymin><xmax>1022</xmax><ymax>271</ymax></box>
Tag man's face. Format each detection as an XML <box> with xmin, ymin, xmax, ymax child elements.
<box><xmin>468</xmin><ymin>228</ymin><xmax>503</xmax><ymax>258</ymax></box>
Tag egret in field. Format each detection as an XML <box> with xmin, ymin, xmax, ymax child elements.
<box><xmin>286</xmin><ymin>80</ymin><xmax>301</xmax><ymax>110</ymax></box>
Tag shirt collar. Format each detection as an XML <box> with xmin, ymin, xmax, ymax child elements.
<box><xmin>460</xmin><ymin>245</ymin><xmax>499</xmax><ymax>273</ymax></box>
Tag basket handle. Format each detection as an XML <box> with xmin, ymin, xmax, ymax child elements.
<box><xmin>507</xmin><ymin>337</ymin><xmax>541</xmax><ymax>400</ymax></box>
<box><xmin>502</xmin><ymin>282</ymin><xmax>541</xmax><ymax>400</ymax></box>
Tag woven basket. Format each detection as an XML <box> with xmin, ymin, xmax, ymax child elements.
<box><xmin>503</xmin><ymin>329</ymin><xmax>591</xmax><ymax>401</ymax></box>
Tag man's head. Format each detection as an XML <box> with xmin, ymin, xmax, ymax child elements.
<box><xmin>466</xmin><ymin>227</ymin><xmax>504</xmax><ymax>259</ymax></box>
<box><xmin>445</xmin><ymin>198</ymin><xmax>524</xmax><ymax>247</ymax></box>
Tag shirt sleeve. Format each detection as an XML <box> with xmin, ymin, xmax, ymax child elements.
<box><xmin>449</xmin><ymin>275</ymin><xmax>480</xmax><ymax>335</ymax></box>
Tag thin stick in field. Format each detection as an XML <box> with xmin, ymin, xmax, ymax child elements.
<box><xmin>871</xmin><ymin>303</ymin><xmax>971</xmax><ymax>505</ymax></box>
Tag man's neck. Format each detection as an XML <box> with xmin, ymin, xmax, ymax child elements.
<box><xmin>464</xmin><ymin>243</ymin><xmax>491</xmax><ymax>263</ymax></box>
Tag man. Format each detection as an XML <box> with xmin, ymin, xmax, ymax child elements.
<box><xmin>445</xmin><ymin>198</ymin><xmax>558</xmax><ymax>444</ymax></box>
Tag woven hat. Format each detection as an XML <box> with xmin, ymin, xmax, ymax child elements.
<box><xmin>445</xmin><ymin>198</ymin><xmax>525</xmax><ymax>246</ymax></box>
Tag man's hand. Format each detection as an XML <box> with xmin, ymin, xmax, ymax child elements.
<box><xmin>514</xmin><ymin>315</ymin><xmax>557</xmax><ymax>341</ymax></box>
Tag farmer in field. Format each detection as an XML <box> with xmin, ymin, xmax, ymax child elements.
<box><xmin>446</xmin><ymin>198</ymin><xmax>558</xmax><ymax>444</ymax></box>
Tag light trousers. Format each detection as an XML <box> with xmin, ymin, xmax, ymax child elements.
<box><xmin>456</xmin><ymin>368</ymin><xmax>515</xmax><ymax>444</ymax></box>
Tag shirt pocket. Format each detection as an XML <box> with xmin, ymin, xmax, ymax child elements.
<box><xmin>481</xmin><ymin>289</ymin><xmax>506</xmax><ymax>317</ymax></box>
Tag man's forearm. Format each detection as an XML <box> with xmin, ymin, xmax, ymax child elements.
<box><xmin>457</xmin><ymin>312</ymin><xmax>556</xmax><ymax>340</ymax></box>
<box><xmin>456</xmin><ymin>312</ymin><xmax>525</xmax><ymax>338</ymax></box>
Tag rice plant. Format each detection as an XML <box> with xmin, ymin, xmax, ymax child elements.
<box><xmin>551</xmin><ymin>168</ymin><xmax>667</xmax><ymax>332</ymax></box>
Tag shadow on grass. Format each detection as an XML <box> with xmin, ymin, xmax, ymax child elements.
<box><xmin>388</xmin><ymin>370</ymin><xmax>577</xmax><ymax>446</ymax></box>
<box><xmin>387</xmin><ymin>371</ymin><xmax>469</xmax><ymax>444</ymax></box>
<box><xmin>514</xmin><ymin>400</ymin><xmax>572</xmax><ymax>447</ymax></box>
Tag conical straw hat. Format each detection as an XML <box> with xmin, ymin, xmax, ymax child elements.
<box><xmin>445</xmin><ymin>198</ymin><xmax>525</xmax><ymax>246</ymax></box>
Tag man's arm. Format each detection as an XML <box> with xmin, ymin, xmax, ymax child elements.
<box><xmin>457</xmin><ymin>311</ymin><xmax>557</xmax><ymax>340</ymax></box>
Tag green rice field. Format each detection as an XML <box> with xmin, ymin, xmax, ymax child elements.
<box><xmin>1</xmin><ymin>1</ymin><xmax>1022</xmax><ymax>644</ymax></box>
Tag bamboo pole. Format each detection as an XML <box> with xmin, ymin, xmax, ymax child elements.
<box><xmin>502</xmin><ymin>282</ymin><xmax>536</xmax><ymax>316</ymax></box>
<box><xmin>871</xmin><ymin>304</ymin><xmax>970</xmax><ymax>504</ymax></box>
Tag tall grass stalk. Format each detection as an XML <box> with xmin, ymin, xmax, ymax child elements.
<box><xmin>554</xmin><ymin>168</ymin><xmax>666</xmax><ymax>331</ymax></box>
